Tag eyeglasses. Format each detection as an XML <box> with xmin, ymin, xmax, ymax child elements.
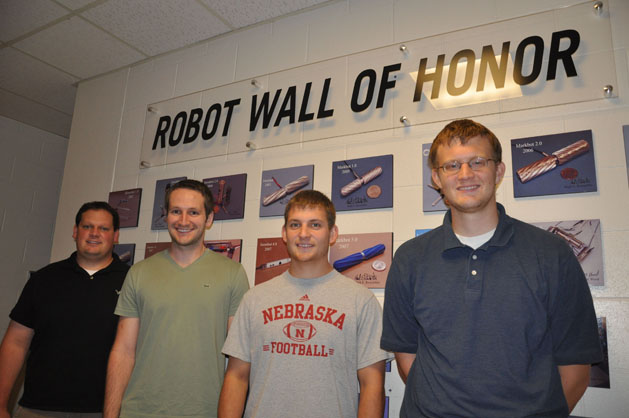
<box><xmin>437</xmin><ymin>157</ymin><xmax>496</xmax><ymax>174</ymax></box>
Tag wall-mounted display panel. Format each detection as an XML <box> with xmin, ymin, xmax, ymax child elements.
<box><xmin>511</xmin><ymin>130</ymin><xmax>596</xmax><ymax>198</ymax></box>
<box><xmin>590</xmin><ymin>317</ymin><xmax>610</xmax><ymax>389</ymax></box>
<box><xmin>113</xmin><ymin>243</ymin><xmax>135</xmax><ymax>266</ymax></box>
<box><xmin>329</xmin><ymin>232</ymin><xmax>393</xmax><ymax>289</ymax></box>
<box><xmin>144</xmin><ymin>240</ymin><xmax>242</xmax><ymax>262</ymax></box>
<box><xmin>259</xmin><ymin>165</ymin><xmax>313</xmax><ymax>217</ymax></box>
<box><xmin>332</xmin><ymin>155</ymin><xmax>393</xmax><ymax>212</ymax></box>
<box><xmin>145</xmin><ymin>242</ymin><xmax>171</xmax><ymax>258</ymax></box>
<box><xmin>203</xmin><ymin>174</ymin><xmax>247</xmax><ymax>221</ymax></box>
<box><xmin>140</xmin><ymin>1</ymin><xmax>616</xmax><ymax>167</ymax></box>
<box><xmin>151</xmin><ymin>177</ymin><xmax>186</xmax><ymax>230</ymax></box>
<box><xmin>530</xmin><ymin>219</ymin><xmax>603</xmax><ymax>286</ymax></box>
<box><xmin>204</xmin><ymin>239</ymin><xmax>242</xmax><ymax>262</ymax></box>
<box><xmin>422</xmin><ymin>144</ymin><xmax>447</xmax><ymax>212</ymax></box>
<box><xmin>255</xmin><ymin>237</ymin><xmax>290</xmax><ymax>285</ymax></box>
<box><xmin>108</xmin><ymin>188</ymin><xmax>142</xmax><ymax>228</ymax></box>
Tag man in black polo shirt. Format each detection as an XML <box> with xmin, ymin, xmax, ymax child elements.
<box><xmin>381</xmin><ymin>119</ymin><xmax>601</xmax><ymax>417</ymax></box>
<box><xmin>0</xmin><ymin>202</ymin><xmax>129</xmax><ymax>418</ymax></box>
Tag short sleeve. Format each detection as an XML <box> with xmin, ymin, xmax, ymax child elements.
<box><xmin>9</xmin><ymin>275</ymin><xmax>39</xmax><ymax>329</ymax></box>
<box><xmin>222</xmin><ymin>292</ymin><xmax>252</xmax><ymax>362</ymax></box>
<box><xmin>380</xmin><ymin>247</ymin><xmax>420</xmax><ymax>353</ymax></box>
<box><xmin>356</xmin><ymin>294</ymin><xmax>391</xmax><ymax>370</ymax></box>
<box><xmin>549</xmin><ymin>244</ymin><xmax>602</xmax><ymax>365</ymax></box>
<box><xmin>114</xmin><ymin>268</ymin><xmax>139</xmax><ymax>318</ymax></box>
<box><xmin>228</xmin><ymin>264</ymin><xmax>250</xmax><ymax>317</ymax></box>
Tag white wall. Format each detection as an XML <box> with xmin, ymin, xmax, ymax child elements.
<box><xmin>51</xmin><ymin>0</ymin><xmax>629</xmax><ymax>416</ymax></box>
<box><xmin>0</xmin><ymin>116</ymin><xmax>67</xmax><ymax>332</ymax></box>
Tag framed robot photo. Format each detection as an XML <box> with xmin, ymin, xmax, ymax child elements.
<box><xmin>422</xmin><ymin>144</ymin><xmax>447</xmax><ymax>212</ymax></box>
<box><xmin>511</xmin><ymin>130</ymin><xmax>597</xmax><ymax>198</ymax></box>
<box><xmin>329</xmin><ymin>232</ymin><xmax>393</xmax><ymax>289</ymax></box>
<box><xmin>255</xmin><ymin>237</ymin><xmax>290</xmax><ymax>285</ymax></box>
<box><xmin>259</xmin><ymin>165</ymin><xmax>314</xmax><ymax>217</ymax></box>
<box><xmin>589</xmin><ymin>317</ymin><xmax>610</xmax><ymax>389</ymax></box>
<box><xmin>203</xmin><ymin>173</ymin><xmax>247</xmax><ymax>221</ymax></box>
<box><xmin>144</xmin><ymin>242</ymin><xmax>171</xmax><ymax>259</ymax></box>
<box><xmin>108</xmin><ymin>188</ymin><xmax>142</xmax><ymax>228</ymax></box>
<box><xmin>530</xmin><ymin>219</ymin><xmax>603</xmax><ymax>286</ymax></box>
<box><xmin>144</xmin><ymin>240</ymin><xmax>242</xmax><ymax>262</ymax></box>
<box><xmin>151</xmin><ymin>176</ymin><xmax>187</xmax><ymax>230</ymax></box>
<box><xmin>113</xmin><ymin>243</ymin><xmax>135</xmax><ymax>266</ymax></box>
<box><xmin>331</xmin><ymin>154</ymin><xmax>393</xmax><ymax>212</ymax></box>
<box><xmin>204</xmin><ymin>239</ymin><xmax>242</xmax><ymax>262</ymax></box>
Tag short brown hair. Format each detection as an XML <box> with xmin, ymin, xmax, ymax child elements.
<box><xmin>284</xmin><ymin>190</ymin><xmax>336</xmax><ymax>229</ymax></box>
<box><xmin>165</xmin><ymin>179</ymin><xmax>214</xmax><ymax>219</ymax></box>
<box><xmin>75</xmin><ymin>201</ymin><xmax>119</xmax><ymax>231</ymax></box>
<box><xmin>428</xmin><ymin>119</ymin><xmax>502</xmax><ymax>169</ymax></box>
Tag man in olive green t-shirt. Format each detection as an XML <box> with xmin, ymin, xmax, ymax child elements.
<box><xmin>104</xmin><ymin>180</ymin><xmax>249</xmax><ymax>418</ymax></box>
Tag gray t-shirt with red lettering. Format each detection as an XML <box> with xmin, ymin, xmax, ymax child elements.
<box><xmin>222</xmin><ymin>270</ymin><xmax>389</xmax><ymax>418</ymax></box>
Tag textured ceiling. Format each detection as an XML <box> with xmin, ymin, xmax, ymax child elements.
<box><xmin>0</xmin><ymin>0</ymin><xmax>332</xmax><ymax>137</ymax></box>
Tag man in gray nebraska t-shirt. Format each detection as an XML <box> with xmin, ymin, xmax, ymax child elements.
<box><xmin>219</xmin><ymin>190</ymin><xmax>389</xmax><ymax>418</ymax></box>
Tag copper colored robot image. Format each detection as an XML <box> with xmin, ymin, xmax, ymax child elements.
<box><xmin>546</xmin><ymin>219</ymin><xmax>599</xmax><ymax>262</ymax></box>
<box><xmin>262</xmin><ymin>176</ymin><xmax>310</xmax><ymax>206</ymax></box>
<box><xmin>516</xmin><ymin>139</ymin><xmax>590</xmax><ymax>183</ymax></box>
<box><xmin>340</xmin><ymin>165</ymin><xmax>383</xmax><ymax>196</ymax></box>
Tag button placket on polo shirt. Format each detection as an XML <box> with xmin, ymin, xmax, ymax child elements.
<box><xmin>466</xmin><ymin>251</ymin><xmax>483</xmax><ymax>293</ymax></box>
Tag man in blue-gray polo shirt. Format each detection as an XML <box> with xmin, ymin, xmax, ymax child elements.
<box><xmin>381</xmin><ymin>119</ymin><xmax>601</xmax><ymax>417</ymax></box>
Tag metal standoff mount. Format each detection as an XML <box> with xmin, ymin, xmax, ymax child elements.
<box><xmin>603</xmin><ymin>85</ymin><xmax>614</xmax><ymax>98</ymax></box>
<box><xmin>140</xmin><ymin>161</ymin><xmax>151</xmax><ymax>168</ymax></box>
<box><xmin>399</xmin><ymin>44</ymin><xmax>408</xmax><ymax>53</ymax></box>
<box><xmin>251</xmin><ymin>79</ymin><xmax>262</xmax><ymax>89</ymax></box>
<box><xmin>147</xmin><ymin>106</ymin><xmax>159</xmax><ymax>114</ymax></box>
<box><xmin>246</xmin><ymin>141</ymin><xmax>257</xmax><ymax>150</ymax></box>
<box><xmin>593</xmin><ymin>1</ymin><xmax>603</xmax><ymax>15</ymax></box>
<box><xmin>400</xmin><ymin>115</ymin><xmax>409</xmax><ymax>125</ymax></box>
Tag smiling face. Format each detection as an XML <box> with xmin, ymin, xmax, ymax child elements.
<box><xmin>73</xmin><ymin>209</ymin><xmax>118</xmax><ymax>267</ymax></box>
<box><xmin>282</xmin><ymin>205</ymin><xmax>338</xmax><ymax>276</ymax></box>
<box><xmin>166</xmin><ymin>188</ymin><xmax>213</xmax><ymax>249</ymax></box>
<box><xmin>431</xmin><ymin>135</ymin><xmax>505</xmax><ymax>217</ymax></box>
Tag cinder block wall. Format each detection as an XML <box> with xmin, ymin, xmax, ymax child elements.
<box><xmin>0</xmin><ymin>115</ymin><xmax>67</xmax><ymax>333</ymax></box>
